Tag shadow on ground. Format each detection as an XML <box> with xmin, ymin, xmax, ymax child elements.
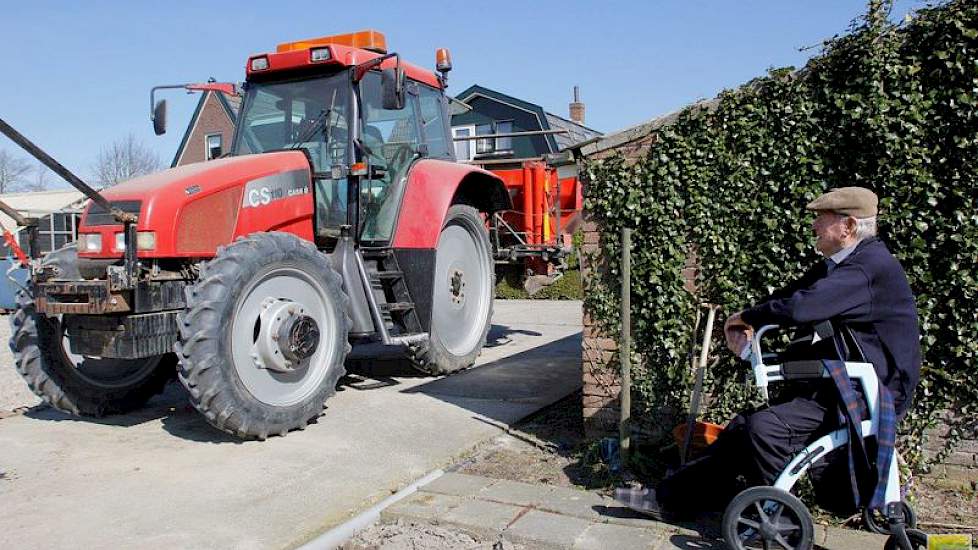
<box><xmin>21</xmin><ymin>383</ymin><xmax>244</xmax><ymax>444</ymax></box>
<box><xmin>19</xmin><ymin>323</ymin><xmax>580</xmax><ymax>445</ymax></box>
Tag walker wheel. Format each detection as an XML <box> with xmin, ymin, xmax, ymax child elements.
<box><xmin>863</xmin><ymin>501</ymin><xmax>917</xmax><ymax>534</ymax></box>
<box><xmin>883</xmin><ymin>528</ymin><xmax>927</xmax><ymax>550</ymax></box>
<box><xmin>722</xmin><ymin>486</ymin><xmax>814</xmax><ymax>550</ymax></box>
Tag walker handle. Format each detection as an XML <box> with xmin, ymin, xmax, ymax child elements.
<box><xmin>749</xmin><ymin>325</ymin><xmax>781</xmax><ymax>401</ymax></box>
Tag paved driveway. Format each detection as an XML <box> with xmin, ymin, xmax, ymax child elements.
<box><xmin>0</xmin><ymin>300</ymin><xmax>582</xmax><ymax>550</ymax></box>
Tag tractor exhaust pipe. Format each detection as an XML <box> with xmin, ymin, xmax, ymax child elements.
<box><xmin>0</xmin><ymin>117</ymin><xmax>135</xmax><ymax>224</ymax></box>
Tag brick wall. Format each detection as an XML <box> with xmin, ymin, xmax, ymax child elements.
<box><xmin>175</xmin><ymin>92</ymin><xmax>236</xmax><ymax>166</ymax></box>
<box><xmin>923</xmin><ymin>415</ymin><xmax>978</xmax><ymax>483</ymax></box>
<box><xmin>580</xmin><ymin>211</ymin><xmax>620</xmax><ymax>435</ymax></box>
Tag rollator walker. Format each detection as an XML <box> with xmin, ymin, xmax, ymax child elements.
<box><xmin>721</xmin><ymin>323</ymin><xmax>927</xmax><ymax>550</ymax></box>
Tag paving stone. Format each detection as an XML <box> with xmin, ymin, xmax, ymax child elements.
<box><xmin>574</xmin><ymin>522</ymin><xmax>668</xmax><ymax>550</ymax></box>
<box><xmin>504</xmin><ymin>510</ymin><xmax>592</xmax><ymax>550</ymax></box>
<box><xmin>536</xmin><ymin>486</ymin><xmax>615</xmax><ymax>522</ymax></box>
<box><xmin>380</xmin><ymin>492</ymin><xmax>462</xmax><ymax>524</ymax></box>
<box><xmin>421</xmin><ymin>472</ymin><xmax>496</xmax><ymax>498</ymax></box>
<box><xmin>478</xmin><ymin>478</ymin><xmax>553</xmax><ymax>507</ymax></box>
<box><xmin>440</xmin><ymin>498</ymin><xmax>525</xmax><ymax>539</ymax></box>
<box><xmin>817</xmin><ymin>525</ymin><xmax>886</xmax><ymax>550</ymax></box>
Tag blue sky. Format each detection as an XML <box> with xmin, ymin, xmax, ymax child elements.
<box><xmin>0</xmin><ymin>1</ymin><xmax>927</xmax><ymax>187</ymax></box>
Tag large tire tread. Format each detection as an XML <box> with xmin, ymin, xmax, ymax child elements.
<box><xmin>9</xmin><ymin>245</ymin><xmax>174</xmax><ymax>417</ymax></box>
<box><xmin>408</xmin><ymin>204</ymin><xmax>494</xmax><ymax>375</ymax></box>
<box><xmin>175</xmin><ymin>232</ymin><xmax>351</xmax><ymax>440</ymax></box>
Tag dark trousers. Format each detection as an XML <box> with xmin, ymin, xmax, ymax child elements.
<box><xmin>656</xmin><ymin>395</ymin><xmax>839</xmax><ymax>515</ymax></box>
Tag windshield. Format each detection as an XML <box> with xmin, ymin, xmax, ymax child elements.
<box><xmin>234</xmin><ymin>72</ymin><xmax>352</xmax><ymax>233</ymax></box>
<box><xmin>233</xmin><ymin>72</ymin><xmax>351</xmax><ymax>173</ymax></box>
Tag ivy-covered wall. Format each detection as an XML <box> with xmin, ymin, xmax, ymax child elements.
<box><xmin>579</xmin><ymin>0</ymin><xmax>977</xmax><ymax>472</ymax></box>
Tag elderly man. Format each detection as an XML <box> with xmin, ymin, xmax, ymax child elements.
<box><xmin>615</xmin><ymin>187</ymin><xmax>921</xmax><ymax>518</ymax></box>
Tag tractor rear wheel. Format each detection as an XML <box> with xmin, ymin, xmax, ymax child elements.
<box><xmin>410</xmin><ymin>204</ymin><xmax>494</xmax><ymax>375</ymax></box>
<box><xmin>176</xmin><ymin>232</ymin><xmax>350</xmax><ymax>439</ymax></box>
<box><xmin>9</xmin><ymin>245</ymin><xmax>175</xmax><ymax>416</ymax></box>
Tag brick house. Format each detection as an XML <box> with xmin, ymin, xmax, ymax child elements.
<box><xmin>171</xmin><ymin>91</ymin><xmax>241</xmax><ymax>167</ymax></box>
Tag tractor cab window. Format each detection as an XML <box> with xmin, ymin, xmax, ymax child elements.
<box><xmin>233</xmin><ymin>72</ymin><xmax>352</xmax><ymax>234</ymax></box>
<box><xmin>418</xmin><ymin>84</ymin><xmax>452</xmax><ymax>159</ymax></box>
<box><xmin>358</xmin><ymin>72</ymin><xmax>422</xmax><ymax>242</ymax></box>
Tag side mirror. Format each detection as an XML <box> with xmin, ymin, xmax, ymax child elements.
<box><xmin>152</xmin><ymin>99</ymin><xmax>167</xmax><ymax>135</ymax></box>
<box><xmin>381</xmin><ymin>67</ymin><xmax>405</xmax><ymax>110</ymax></box>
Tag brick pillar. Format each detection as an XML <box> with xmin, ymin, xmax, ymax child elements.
<box><xmin>580</xmin><ymin>212</ymin><xmax>620</xmax><ymax>437</ymax></box>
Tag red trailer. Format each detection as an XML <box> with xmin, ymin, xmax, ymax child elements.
<box><xmin>468</xmin><ymin>153</ymin><xmax>581</xmax><ymax>279</ymax></box>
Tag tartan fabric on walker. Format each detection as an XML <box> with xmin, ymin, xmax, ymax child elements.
<box><xmin>822</xmin><ymin>359</ymin><xmax>896</xmax><ymax>511</ymax></box>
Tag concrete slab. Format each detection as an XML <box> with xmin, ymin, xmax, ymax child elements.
<box><xmin>0</xmin><ymin>300</ymin><xmax>583</xmax><ymax>550</ymax></box>
<box><xmin>537</xmin><ymin>485</ymin><xmax>616</xmax><ymax>522</ymax></box>
<box><xmin>441</xmin><ymin>499</ymin><xmax>525</xmax><ymax>539</ymax></box>
<box><xmin>478</xmin><ymin>478</ymin><xmax>552</xmax><ymax>507</ymax></box>
<box><xmin>420</xmin><ymin>472</ymin><xmax>496</xmax><ymax>498</ymax></box>
<box><xmin>380</xmin><ymin>492</ymin><xmax>463</xmax><ymax>524</ymax></box>
<box><xmin>816</xmin><ymin>524</ymin><xmax>886</xmax><ymax>550</ymax></box>
<box><xmin>575</xmin><ymin>522</ymin><xmax>668</xmax><ymax>550</ymax></box>
<box><xmin>504</xmin><ymin>510</ymin><xmax>591</xmax><ymax>550</ymax></box>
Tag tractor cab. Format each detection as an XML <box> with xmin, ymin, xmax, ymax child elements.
<box><xmin>165</xmin><ymin>31</ymin><xmax>457</xmax><ymax>247</ymax></box>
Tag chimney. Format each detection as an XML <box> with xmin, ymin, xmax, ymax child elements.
<box><xmin>569</xmin><ymin>86</ymin><xmax>585</xmax><ymax>125</ymax></box>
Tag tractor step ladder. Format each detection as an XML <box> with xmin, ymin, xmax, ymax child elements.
<box><xmin>361</xmin><ymin>247</ymin><xmax>424</xmax><ymax>339</ymax></box>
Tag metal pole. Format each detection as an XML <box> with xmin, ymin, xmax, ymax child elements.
<box><xmin>620</xmin><ymin>228</ymin><xmax>632</xmax><ymax>463</ymax></box>
<box><xmin>451</xmin><ymin>129</ymin><xmax>569</xmax><ymax>140</ymax></box>
<box><xmin>0</xmin><ymin>117</ymin><xmax>133</xmax><ymax>224</ymax></box>
<box><xmin>0</xmin><ymin>199</ymin><xmax>32</xmax><ymax>227</ymax></box>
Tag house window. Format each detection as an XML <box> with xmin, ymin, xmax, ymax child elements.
<box><xmin>495</xmin><ymin>121</ymin><xmax>513</xmax><ymax>152</ymax></box>
<box><xmin>474</xmin><ymin>120</ymin><xmax>514</xmax><ymax>156</ymax></box>
<box><xmin>15</xmin><ymin>211</ymin><xmax>79</xmax><ymax>255</ymax></box>
<box><xmin>205</xmin><ymin>133</ymin><xmax>223</xmax><ymax>160</ymax></box>
<box><xmin>474</xmin><ymin>124</ymin><xmax>491</xmax><ymax>154</ymax></box>
<box><xmin>452</xmin><ymin>126</ymin><xmax>474</xmax><ymax>161</ymax></box>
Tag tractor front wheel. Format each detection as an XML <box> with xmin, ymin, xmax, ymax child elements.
<box><xmin>9</xmin><ymin>245</ymin><xmax>175</xmax><ymax>416</ymax></box>
<box><xmin>410</xmin><ymin>204</ymin><xmax>494</xmax><ymax>375</ymax></box>
<box><xmin>176</xmin><ymin>232</ymin><xmax>350</xmax><ymax>439</ymax></box>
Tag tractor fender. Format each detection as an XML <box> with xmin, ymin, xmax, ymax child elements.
<box><xmin>391</xmin><ymin>159</ymin><xmax>511</xmax><ymax>249</ymax></box>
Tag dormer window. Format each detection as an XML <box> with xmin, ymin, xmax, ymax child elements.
<box><xmin>206</xmin><ymin>133</ymin><xmax>223</xmax><ymax>160</ymax></box>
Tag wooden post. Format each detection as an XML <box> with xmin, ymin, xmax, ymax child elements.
<box><xmin>620</xmin><ymin>228</ymin><xmax>632</xmax><ymax>462</ymax></box>
<box><xmin>681</xmin><ymin>305</ymin><xmax>717</xmax><ymax>465</ymax></box>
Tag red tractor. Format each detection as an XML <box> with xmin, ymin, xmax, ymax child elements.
<box><xmin>4</xmin><ymin>30</ymin><xmax>510</xmax><ymax>439</ymax></box>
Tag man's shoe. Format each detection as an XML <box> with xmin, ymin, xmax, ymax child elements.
<box><xmin>613</xmin><ymin>486</ymin><xmax>667</xmax><ymax>520</ymax></box>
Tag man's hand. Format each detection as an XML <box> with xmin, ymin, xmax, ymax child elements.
<box><xmin>724</xmin><ymin>311</ymin><xmax>754</xmax><ymax>356</ymax></box>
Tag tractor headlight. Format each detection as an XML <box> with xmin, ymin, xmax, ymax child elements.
<box><xmin>136</xmin><ymin>231</ymin><xmax>156</xmax><ymax>250</ymax></box>
<box><xmin>77</xmin><ymin>233</ymin><xmax>102</xmax><ymax>253</ymax></box>
<box><xmin>310</xmin><ymin>47</ymin><xmax>331</xmax><ymax>62</ymax></box>
<box><xmin>114</xmin><ymin>231</ymin><xmax>157</xmax><ymax>251</ymax></box>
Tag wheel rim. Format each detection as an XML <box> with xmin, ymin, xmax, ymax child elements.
<box><xmin>734</xmin><ymin>499</ymin><xmax>806</xmax><ymax>549</ymax></box>
<box><xmin>431</xmin><ymin>216</ymin><xmax>491</xmax><ymax>356</ymax></box>
<box><xmin>47</xmin><ymin>316</ymin><xmax>163</xmax><ymax>390</ymax></box>
<box><xmin>230</xmin><ymin>266</ymin><xmax>339</xmax><ymax>407</ymax></box>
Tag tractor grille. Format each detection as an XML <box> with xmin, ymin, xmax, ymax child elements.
<box><xmin>84</xmin><ymin>200</ymin><xmax>142</xmax><ymax>226</ymax></box>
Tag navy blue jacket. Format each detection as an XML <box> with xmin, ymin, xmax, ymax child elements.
<box><xmin>741</xmin><ymin>237</ymin><xmax>921</xmax><ymax>416</ymax></box>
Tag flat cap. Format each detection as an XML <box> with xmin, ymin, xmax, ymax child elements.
<box><xmin>805</xmin><ymin>186</ymin><xmax>878</xmax><ymax>218</ymax></box>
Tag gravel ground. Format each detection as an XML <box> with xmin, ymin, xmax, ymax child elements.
<box><xmin>0</xmin><ymin>314</ymin><xmax>41</xmax><ymax>413</ymax></box>
<box><xmin>345</xmin><ymin>518</ymin><xmax>525</xmax><ymax>550</ymax></box>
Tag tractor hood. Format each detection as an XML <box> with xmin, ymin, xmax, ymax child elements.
<box><xmin>78</xmin><ymin>151</ymin><xmax>315</xmax><ymax>259</ymax></box>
